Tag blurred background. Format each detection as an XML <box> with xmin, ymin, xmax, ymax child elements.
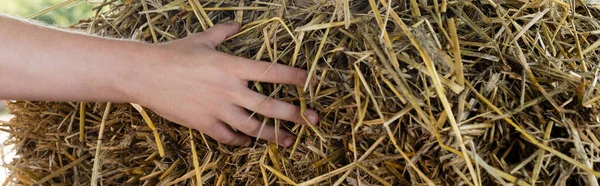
<box><xmin>0</xmin><ymin>0</ymin><xmax>94</xmax><ymax>26</ymax></box>
<box><xmin>0</xmin><ymin>0</ymin><xmax>94</xmax><ymax>182</ymax></box>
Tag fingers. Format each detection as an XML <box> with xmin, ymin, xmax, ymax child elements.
<box><xmin>234</xmin><ymin>88</ymin><xmax>319</xmax><ymax>125</ymax></box>
<box><xmin>201</xmin><ymin>22</ymin><xmax>241</xmax><ymax>48</ymax></box>
<box><xmin>225</xmin><ymin>58</ymin><xmax>313</xmax><ymax>87</ymax></box>
<box><xmin>199</xmin><ymin>119</ymin><xmax>251</xmax><ymax>146</ymax></box>
<box><xmin>222</xmin><ymin>107</ymin><xmax>296</xmax><ymax>147</ymax></box>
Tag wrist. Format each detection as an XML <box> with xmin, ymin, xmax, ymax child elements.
<box><xmin>106</xmin><ymin>40</ymin><xmax>159</xmax><ymax>105</ymax></box>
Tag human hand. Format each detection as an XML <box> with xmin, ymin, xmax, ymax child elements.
<box><xmin>131</xmin><ymin>22</ymin><xmax>318</xmax><ymax>147</ymax></box>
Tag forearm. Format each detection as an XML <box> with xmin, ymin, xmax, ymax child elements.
<box><xmin>0</xmin><ymin>17</ymin><xmax>320</xmax><ymax>146</ymax></box>
<box><xmin>0</xmin><ymin>14</ymin><xmax>149</xmax><ymax>103</ymax></box>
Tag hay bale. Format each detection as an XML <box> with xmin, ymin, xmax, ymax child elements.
<box><xmin>3</xmin><ymin>0</ymin><xmax>600</xmax><ymax>185</ymax></box>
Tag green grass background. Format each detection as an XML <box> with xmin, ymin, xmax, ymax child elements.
<box><xmin>0</xmin><ymin>0</ymin><xmax>94</xmax><ymax>27</ymax></box>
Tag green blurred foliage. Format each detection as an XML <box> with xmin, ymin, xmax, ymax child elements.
<box><xmin>0</xmin><ymin>0</ymin><xmax>94</xmax><ymax>27</ymax></box>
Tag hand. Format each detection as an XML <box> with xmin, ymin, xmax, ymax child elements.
<box><xmin>133</xmin><ymin>22</ymin><xmax>318</xmax><ymax>147</ymax></box>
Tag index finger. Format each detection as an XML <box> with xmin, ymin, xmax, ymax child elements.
<box><xmin>225</xmin><ymin>56</ymin><xmax>313</xmax><ymax>87</ymax></box>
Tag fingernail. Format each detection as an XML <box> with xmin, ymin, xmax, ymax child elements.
<box><xmin>243</xmin><ymin>140</ymin><xmax>251</xmax><ymax>147</ymax></box>
<box><xmin>306</xmin><ymin>113</ymin><xmax>318</xmax><ymax>124</ymax></box>
<box><xmin>284</xmin><ymin>136</ymin><xmax>295</xmax><ymax>147</ymax></box>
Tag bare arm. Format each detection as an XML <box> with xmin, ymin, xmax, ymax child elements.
<box><xmin>0</xmin><ymin>15</ymin><xmax>144</xmax><ymax>102</ymax></box>
<box><xmin>0</xmin><ymin>15</ymin><xmax>318</xmax><ymax>147</ymax></box>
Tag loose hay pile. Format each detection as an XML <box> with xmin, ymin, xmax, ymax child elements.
<box><xmin>3</xmin><ymin>0</ymin><xmax>600</xmax><ymax>185</ymax></box>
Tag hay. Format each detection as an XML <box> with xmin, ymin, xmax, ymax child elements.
<box><xmin>3</xmin><ymin>0</ymin><xmax>600</xmax><ymax>185</ymax></box>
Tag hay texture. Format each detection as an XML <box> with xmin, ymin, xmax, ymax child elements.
<box><xmin>4</xmin><ymin>0</ymin><xmax>600</xmax><ymax>185</ymax></box>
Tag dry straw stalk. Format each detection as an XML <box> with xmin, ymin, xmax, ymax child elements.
<box><xmin>3</xmin><ymin>0</ymin><xmax>600</xmax><ymax>185</ymax></box>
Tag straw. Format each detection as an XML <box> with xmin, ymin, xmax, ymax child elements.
<box><xmin>3</xmin><ymin>0</ymin><xmax>600</xmax><ymax>185</ymax></box>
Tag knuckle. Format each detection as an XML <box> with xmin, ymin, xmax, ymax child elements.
<box><xmin>213</xmin><ymin>25</ymin><xmax>228</xmax><ymax>37</ymax></box>
<box><xmin>295</xmin><ymin>69</ymin><xmax>308</xmax><ymax>81</ymax></box>
<box><xmin>245</xmin><ymin>122</ymin><xmax>261</xmax><ymax>136</ymax></box>
<box><xmin>264</xmin><ymin>63</ymin><xmax>281</xmax><ymax>78</ymax></box>
<box><xmin>224</xmin><ymin>82</ymin><xmax>243</xmax><ymax>101</ymax></box>
<box><xmin>290</xmin><ymin>108</ymin><xmax>304</xmax><ymax>123</ymax></box>
<box><xmin>256</xmin><ymin>100</ymin><xmax>275</xmax><ymax>114</ymax></box>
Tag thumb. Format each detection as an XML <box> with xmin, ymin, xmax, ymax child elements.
<box><xmin>201</xmin><ymin>22</ymin><xmax>240</xmax><ymax>48</ymax></box>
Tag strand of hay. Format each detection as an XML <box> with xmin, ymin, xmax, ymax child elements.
<box><xmin>3</xmin><ymin>0</ymin><xmax>600</xmax><ymax>185</ymax></box>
